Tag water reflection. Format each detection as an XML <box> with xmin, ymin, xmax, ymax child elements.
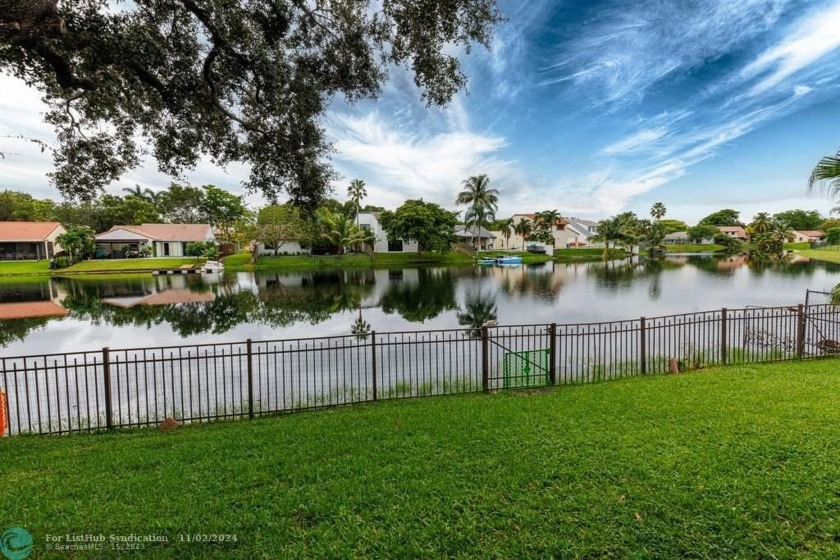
<box><xmin>457</xmin><ymin>290</ymin><xmax>498</xmax><ymax>337</ymax></box>
<box><xmin>1</xmin><ymin>254</ymin><xmax>840</xmax><ymax>351</ymax></box>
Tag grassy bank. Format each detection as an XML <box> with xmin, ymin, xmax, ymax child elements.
<box><xmin>796</xmin><ymin>246</ymin><xmax>840</xmax><ymax>264</ymax></box>
<box><xmin>0</xmin><ymin>260</ymin><xmax>50</xmax><ymax>276</ymax></box>
<box><xmin>662</xmin><ymin>243</ymin><xmax>726</xmax><ymax>253</ymax></box>
<box><xmin>6</xmin><ymin>359</ymin><xmax>840</xmax><ymax>558</ymax></box>
<box><xmin>227</xmin><ymin>252</ymin><xmax>475</xmax><ymax>272</ymax></box>
<box><xmin>553</xmin><ymin>247</ymin><xmax>627</xmax><ymax>261</ymax></box>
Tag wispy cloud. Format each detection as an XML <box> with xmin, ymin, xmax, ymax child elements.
<box><xmin>742</xmin><ymin>1</ymin><xmax>840</xmax><ymax>96</ymax></box>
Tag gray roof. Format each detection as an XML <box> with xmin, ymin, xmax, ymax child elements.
<box><xmin>455</xmin><ymin>225</ymin><xmax>496</xmax><ymax>239</ymax></box>
<box><xmin>664</xmin><ymin>231</ymin><xmax>689</xmax><ymax>239</ymax></box>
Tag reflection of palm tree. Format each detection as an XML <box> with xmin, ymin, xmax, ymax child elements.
<box><xmin>351</xmin><ymin>307</ymin><xmax>371</xmax><ymax>340</ymax></box>
<box><xmin>457</xmin><ymin>291</ymin><xmax>498</xmax><ymax>338</ymax></box>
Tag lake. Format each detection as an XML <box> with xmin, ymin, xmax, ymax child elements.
<box><xmin>2</xmin><ymin>254</ymin><xmax>839</xmax><ymax>356</ymax></box>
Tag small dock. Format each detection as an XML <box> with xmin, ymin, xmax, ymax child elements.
<box><xmin>153</xmin><ymin>265</ymin><xmax>207</xmax><ymax>276</ymax></box>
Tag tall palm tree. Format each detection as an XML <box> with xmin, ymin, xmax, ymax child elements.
<box><xmin>456</xmin><ymin>174</ymin><xmax>498</xmax><ymax>218</ymax></box>
<box><xmin>464</xmin><ymin>205</ymin><xmax>489</xmax><ymax>250</ymax></box>
<box><xmin>535</xmin><ymin>209</ymin><xmax>561</xmax><ymax>246</ymax></box>
<box><xmin>347</xmin><ymin>179</ymin><xmax>367</xmax><ymax>226</ymax></box>
<box><xmin>514</xmin><ymin>219</ymin><xmax>532</xmax><ymax>248</ymax></box>
<box><xmin>501</xmin><ymin>217</ymin><xmax>514</xmax><ymax>249</ymax></box>
<box><xmin>650</xmin><ymin>202</ymin><xmax>666</xmax><ymax>221</ymax></box>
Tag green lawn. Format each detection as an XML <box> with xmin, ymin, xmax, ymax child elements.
<box><xmin>797</xmin><ymin>246</ymin><xmax>840</xmax><ymax>264</ymax></box>
<box><xmin>663</xmin><ymin>243</ymin><xmax>726</xmax><ymax>253</ymax></box>
<box><xmin>60</xmin><ymin>258</ymin><xmax>203</xmax><ymax>273</ymax></box>
<box><xmin>227</xmin><ymin>252</ymin><xmax>474</xmax><ymax>271</ymax></box>
<box><xmin>0</xmin><ymin>260</ymin><xmax>50</xmax><ymax>276</ymax></box>
<box><xmin>4</xmin><ymin>359</ymin><xmax>840</xmax><ymax>558</ymax></box>
<box><xmin>553</xmin><ymin>247</ymin><xmax>627</xmax><ymax>261</ymax></box>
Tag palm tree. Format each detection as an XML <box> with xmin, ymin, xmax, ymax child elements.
<box><xmin>535</xmin><ymin>209</ymin><xmax>561</xmax><ymax>246</ymax></box>
<box><xmin>808</xmin><ymin>150</ymin><xmax>840</xmax><ymax>205</ymax></box>
<box><xmin>347</xmin><ymin>179</ymin><xmax>367</xmax><ymax>226</ymax></box>
<box><xmin>650</xmin><ymin>202</ymin><xmax>666</xmax><ymax>221</ymax></box>
<box><xmin>500</xmin><ymin>217</ymin><xmax>514</xmax><ymax>249</ymax></box>
<box><xmin>464</xmin><ymin>205</ymin><xmax>489</xmax><ymax>250</ymax></box>
<box><xmin>808</xmin><ymin>151</ymin><xmax>840</xmax><ymax>303</ymax></box>
<box><xmin>319</xmin><ymin>210</ymin><xmax>373</xmax><ymax>255</ymax></box>
<box><xmin>122</xmin><ymin>185</ymin><xmax>157</xmax><ymax>202</ymax></box>
<box><xmin>514</xmin><ymin>219</ymin><xmax>532</xmax><ymax>248</ymax></box>
<box><xmin>456</xmin><ymin>174</ymin><xmax>498</xmax><ymax>217</ymax></box>
<box><xmin>591</xmin><ymin>217</ymin><xmax>624</xmax><ymax>259</ymax></box>
<box><xmin>750</xmin><ymin>212</ymin><xmax>772</xmax><ymax>234</ymax></box>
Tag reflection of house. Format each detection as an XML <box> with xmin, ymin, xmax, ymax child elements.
<box><xmin>716</xmin><ymin>226</ymin><xmax>749</xmax><ymax>241</ymax></box>
<box><xmin>0</xmin><ymin>221</ymin><xmax>65</xmax><ymax>260</ymax></box>
<box><xmin>95</xmin><ymin>224</ymin><xmax>214</xmax><ymax>258</ymax></box>
<box><xmin>792</xmin><ymin>230</ymin><xmax>824</xmax><ymax>243</ymax></box>
<box><xmin>664</xmin><ymin>231</ymin><xmax>714</xmax><ymax>245</ymax></box>
<box><xmin>716</xmin><ymin>255</ymin><xmax>747</xmax><ymax>271</ymax></box>
<box><xmin>454</xmin><ymin>225</ymin><xmax>496</xmax><ymax>250</ymax></box>
<box><xmin>0</xmin><ymin>278</ymin><xmax>67</xmax><ymax>319</ymax></box>
<box><xmin>102</xmin><ymin>289</ymin><xmax>214</xmax><ymax>308</ymax></box>
<box><xmin>0</xmin><ymin>301</ymin><xmax>68</xmax><ymax>320</ymax></box>
<box><xmin>357</xmin><ymin>212</ymin><xmax>419</xmax><ymax>253</ymax></box>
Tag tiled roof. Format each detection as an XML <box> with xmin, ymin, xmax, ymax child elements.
<box><xmin>0</xmin><ymin>301</ymin><xmax>68</xmax><ymax>320</ymax></box>
<box><xmin>0</xmin><ymin>221</ymin><xmax>62</xmax><ymax>241</ymax></box>
<box><xmin>512</xmin><ymin>213</ymin><xmax>570</xmax><ymax>225</ymax></box>
<box><xmin>97</xmin><ymin>223</ymin><xmax>212</xmax><ymax>242</ymax></box>
<box><xmin>798</xmin><ymin>230</ymin><xmax>824</xmax><ymax>237</ymax></box>
<box><xmin>455</xmin><ymin>225</ymin><xmax>496</xmax><ymax>238</ymax></box>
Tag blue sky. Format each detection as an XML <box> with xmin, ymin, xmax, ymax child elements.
<box><xmin>2</xmin><ymin>0</ymin><xmax>840</xmax><ymax>224</ymax></box>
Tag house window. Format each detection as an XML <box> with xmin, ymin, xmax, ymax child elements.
<box><xmin>388</xmin><ymin>239</ymin><xmax>403</xmax><ymax>252</ymax></box>
<box><xmin>361</xmin><ymin>224</ymin><xmax>372</xmax><ymax>232</ymax></box>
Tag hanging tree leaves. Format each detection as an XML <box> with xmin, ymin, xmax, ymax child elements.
<box><xmin>0</xmin><ymin>0</ymin><xmax>502</xmax><ymax>210</ymax></box>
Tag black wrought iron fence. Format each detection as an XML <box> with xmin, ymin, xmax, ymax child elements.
<box><xmin>2</xmin><ymin>303</ymin><xmax>839</xmax><ymax>436</ymax></box>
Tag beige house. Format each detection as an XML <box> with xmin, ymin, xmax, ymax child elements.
<box><xmin>0</xmin><ymin>221</ymin><xmax>65</xmax><ymax>260</ymax></box>
<box><xmin>95</xmin><ymin>223</ymin><xmax>214</xmax><ymax>258</ymax></box>
<box><xmin>506</xmin><ymin>213</ymin><xmax>578</xmax><ymax>249</ymax></box>
<box><xmin>716</xmin><ymin>226</ymin><xmax>749</xmax><ymax>241</ymax></box>
<box><xmin>791</xmin><ymin>230</ymin><xmax>824</xmax><ymax>243</ymax></box>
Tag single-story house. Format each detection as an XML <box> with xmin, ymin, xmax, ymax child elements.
<box><xmin>716</xmin><ymin>226</ymin><xmax>749</xmax><ymax>241</ymax></box>
<box><xmin>357</xmin><ymin>212</ymin><xmax>419</xmax><ymax>253</ymax></box>
<box><xmin>95</xmin><ymin>223</ymin><xmax>214</xmax><ymax>258</ymax></box>
<box><xmin>791</xmin><ymin>230</ymin><xmax>824</xmax><ymax>243</ymax></box>
<box><xmin>454</xmin><ymin>225</ymin><xmax>496</xmax><ymax>250</ymax></box>
<box><xmin>0</xmin><ymin>221</ymin><xmax>65</xmax><ymax>260</ymax></box>
<box><xmin>664</xmin><ymin>231</ymin><xmax>714</xmax><ymax>245</ymax></box>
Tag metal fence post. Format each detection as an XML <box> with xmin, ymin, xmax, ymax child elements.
<box><xmin>102</xmin><ymin>347</ymin><xmax>113</xmax><ymax>430</ymax></box>
<box><xmin>481</xmin><ymin>326</ymin><xmax>489</xmax><ymax>392</ymax></box>
<box><xmin>246</xmin><ymin>339</ymin><xmax>254</xmax><ymax>419</ymax></box>
<box><xmin>371</xmin><ymin>332</ymin><xmax>378</xmax><ymax>401</ymax></box>
<box><xmin>548</xmin><ymin>323</ymin><xmax>557</xmax><ymax>385</ymax></box>
<box><xmin>639</xmin><ymin>317</ymin><xmax>647</xmax><ymax>374</ymax></box>
<box><xmin>796</xmin><ymin>304</ymin><xmax>806</xmax><ymax>359</ymax></box>
<box><xmin>721</xmin><ymin>308</ymin><xmax>728</xmax><ymax>365</ymax></box>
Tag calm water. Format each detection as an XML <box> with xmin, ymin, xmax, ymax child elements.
<box><xmin>2</xmin><ymin>255</ymin><xmax>839</xmax><ymax>355</ymax></box>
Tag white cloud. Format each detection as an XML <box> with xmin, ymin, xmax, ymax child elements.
<box><xmin>742</xmin><ymin>1</ymin><xmax>840</xmax><ymax>96</ymax></box>
<box><xmin>327</xmin><ymin>111</ymin><xmax>528</xmax><ymax>212</ymax></box>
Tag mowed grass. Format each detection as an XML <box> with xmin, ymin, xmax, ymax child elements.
<box><xmin>61</xmin><ymin>258</ymin><xmax>203</xmax><ymax>273</ymax></box>
<box><xmin>663</xmin><ymin>243</ymin><xmax>726</xmax><ymax>253</ymax></box>
<box><xmin>228</xmin><ymin>252</ymin><xmax>474</xmax><ymax>271</ymax></box>
<box><xmin>4</xmin><ymin>360</ymin><xmax>840</xmax><ymax>558</ymax></box>
<box><xmin>798</xmin><ymin>246</ymin><xmax>840</xmax><ymax>264</ymax></box>
<box><xmin>0</xmin><ymin>260</ymin><xmax>50</xmax><ymax>276</ymax></box>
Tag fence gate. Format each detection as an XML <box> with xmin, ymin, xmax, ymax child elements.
<box><xmin>803</xmin><ymin>293</ymin><xmax>840</xmax><ymax>356</ymax></box>
<box><xmin>484</xmin><ymin>325</ymin><xmax>554</xmax><ymax>390</ymax></box>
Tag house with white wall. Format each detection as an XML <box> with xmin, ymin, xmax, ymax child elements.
<box><xmin>357</xmin><ymin>212</ymin><xmax>419</xmax><ymax>253</ymax></box>
<box><xmin>95</xmin><ymin>223</ymin><xmax>214</xmax><ymax>258</ymax></box>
